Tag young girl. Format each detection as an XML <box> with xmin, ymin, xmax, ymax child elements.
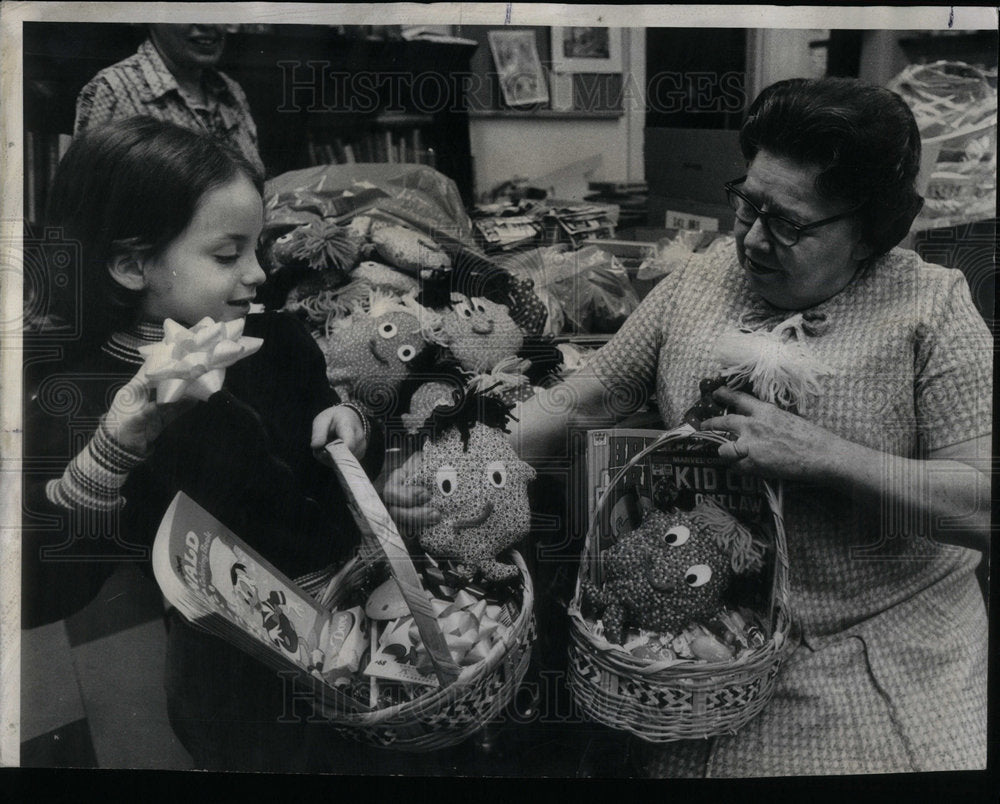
<box><xmin>23</xmin><ymin>117</ymin><xmax>383</xmax><ymax>772</ymax></box>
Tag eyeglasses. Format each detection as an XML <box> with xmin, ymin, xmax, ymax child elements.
<box><xmin>724</xmin><ymin>176</ymin><xmax>865</xmax><ymax>247</ymax></box>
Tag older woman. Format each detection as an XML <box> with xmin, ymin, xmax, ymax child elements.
<box><xmin>386</xmin><ymin>77</ymin><xmax>991</xmax><ymax>776</ymax></box>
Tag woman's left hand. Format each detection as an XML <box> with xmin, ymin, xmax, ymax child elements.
<box><xmin>700</xmin><ymin>385</ymin><xmax>846</xmax><ymax>482</ymax></box>
<box><xmin>311</xmin><ymin>404</ymin><xmax>368</xmax><ymax>462</ymax></box>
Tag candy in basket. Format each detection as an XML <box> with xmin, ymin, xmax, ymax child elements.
<box><xmin>567</xmin><ymin>425</ymin><xmax>795</xmax><ymax>743</ymax></box>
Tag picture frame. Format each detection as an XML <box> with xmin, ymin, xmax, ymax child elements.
<box><xmin>487</xmin><ymin>29</ymin><xmax>550</xmax><ymax>107</ymax></box>
<box><xmin>551</xmin><ymin>26</ymin><xmax>622</xmax><ymax>74</ymax></box>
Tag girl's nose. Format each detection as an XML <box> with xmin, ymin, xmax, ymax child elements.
<box><xmin>244</xmin><ymin>253</ymin><xmax>267</xmax><ymax>286</ymax></box>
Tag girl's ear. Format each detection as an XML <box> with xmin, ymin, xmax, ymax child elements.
<box><xmin>107</xmin><ymin>252</ymin><xmax>147</xmax><ymax>292</ymax></box>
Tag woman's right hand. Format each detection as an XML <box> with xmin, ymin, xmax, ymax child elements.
<box><xmin>104</xmin><ymin>367</ymin><xmax>196</xmax><ymax>456</ymax></box>
<box><xmin>382</xmin><ymin>452</ymin><xmax>440</xmax><ymax>537</ymax></box>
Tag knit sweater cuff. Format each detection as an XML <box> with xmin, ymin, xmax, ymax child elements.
<box><xmin>46</xmin><ymin>417</ymin><xmax>148</xmax><ymax>511</ymax></box>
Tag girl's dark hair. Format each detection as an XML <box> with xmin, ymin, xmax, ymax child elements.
<box><xmin>740</xmin><ymin>77</ymin><xmax>924</xmax><ymax>258</ymax></box>
<box><xmin>45</xmin><ymin>116</ymin><xmax>264</xmax><ymax>345</ymax></box>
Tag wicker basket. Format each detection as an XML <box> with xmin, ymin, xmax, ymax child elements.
<box><xmin>567</xmin><ymin>427</ymin><xmax>794</xmax><ymax>743</ymax></box>
<box><xmin>888</xmin><ymin>60</ymin><xmax>998</xmax><ymax>227</ymax></box>
<box><xmin>314</xmin><ymin>441</ymin><xmax>535</xmax><ymax>752</ymax></box>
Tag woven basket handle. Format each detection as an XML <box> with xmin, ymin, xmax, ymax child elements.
<box><xmin>322</xmin><ymin>440</ymin><xmax>461</xmax><ymax>687</ymax></box>
<box><xmin>576</xmin><ymin>425</ymin><xmax>789</xmax><ymax>634</ymax></box>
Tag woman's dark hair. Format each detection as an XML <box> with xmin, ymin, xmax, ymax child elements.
<box><xmin>740</xmin><ymin>77</ymin><xmax>924</xmax><ymax>258</ymax></box>
<box><xmin>45</xmin><ymin>116</ymin><xmax>264</xmax><ymax>345</ymax></box>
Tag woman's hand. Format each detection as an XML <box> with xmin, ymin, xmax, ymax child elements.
<box><xmin>700</xmin><ymin>385</ymin><xmax>848</xmax><ymax>482</ymax></box>
<box><xmin>105</xmin><ymin>366</ymin><xmax>195</xmax><ymax>455</ymax></box>
<box><xmin>703</xmin><ymin>386</ymin><xmax>993</xmax><ymax>551</ymax></box>
<box><xmin>381</xmin><ymin>452</ymin><xmax>440</xmax><ymax>537</ymax></box>
<box><xmin>311</xmin><ymin>404</ymin><xmax>368</xmax><ymax>462</ymax></box>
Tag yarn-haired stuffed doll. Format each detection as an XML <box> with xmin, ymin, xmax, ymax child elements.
<box><xmin>583</xmin><ymin>498</ymin><xmax>766</xmax><ymax>645</ymax></box>
<box><xmin>321</xmin><ymin>289</ymin><xmax>442</xmax><ymax>409</ymax></box>
<box><xmin>403</xmin><ymin>388</ymin><xmax>536</xmax><ymax>583</ymax></box>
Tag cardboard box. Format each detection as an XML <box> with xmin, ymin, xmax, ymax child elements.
<box><xmin>644</xmin><ymin>127</ymin><xmax>745</xmax><ymax>202</ymax></box>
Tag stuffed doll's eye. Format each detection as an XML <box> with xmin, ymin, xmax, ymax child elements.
<box><xmin>275</xmin><ymin>232</ymin><xmax>293</xmax><ymax>244</ymax></box>
<box><xmin>435</xmin><ymin>465</ymin><xmax>458</xmax><ymax>496</ymax></box>
<box><xmin>471</xmin><ymin>298</ymin><xmax>489</xmax><ymax>315</ymax></box>
<box><xmin>452</xmin><ymin>300</ymin><xmax>473</xmax><ymax>319</ymax></box>
<box><xmin>378</xmin><ymin>322</ymin><xmax>398</xmax><ymax>339</ymax></box>
<box><xmin>484</xmin><ymin>461</ymin><xmax>507</xmax><ymax>488</ymax></box>
<box><xmin>685</xmin><ymin>565</ymin><xmax>712</xmax><ymax>587</ymax></box>
<box><xmin>397</xmin><ymin>344</ymin><xmax>417</xmax><ymax>362</ymax></box>
<box><xmin>664</xmin><ymin>525</ymin><xmax>691</xmax><ymax>546</ymax></box>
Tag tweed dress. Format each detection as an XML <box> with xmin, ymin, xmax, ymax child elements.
<box><xmin>586</xmin><ymin>243</ymin><xmax>991</xmax><ymax>776</ymax></box>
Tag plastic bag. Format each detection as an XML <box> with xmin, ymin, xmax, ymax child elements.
<box><xmin>500</xmin><ymin>245</ymin><xmax>641</xmax><ymax>335</ymax></box>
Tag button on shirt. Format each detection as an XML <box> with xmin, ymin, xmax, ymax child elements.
<box><xmin>74</xmin><ymin>39</ymin><xmax>264</xmax><ymax>175</ymax></box>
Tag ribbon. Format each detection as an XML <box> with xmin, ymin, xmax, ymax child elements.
<box><xmin>409</xmin><ymin>594</ymin><xmax>508</xmax><ymax>671</ymax></box>
<box><xmin>137</xmin><ymin>317</ymin><xmax>264</xmax><ymax>403</ymax></box>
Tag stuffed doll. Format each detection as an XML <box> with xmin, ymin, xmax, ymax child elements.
<box><xmin>582</xmin><ymin>498</ymin><xmax>766</xmax><ymax>645</ymax></box>
<box><xmin>368</xmin><ymin>223</ymin><xmax>452</xmax><ymax>280</ymax></box>
<box><xmin>438</xmin><ymin>293</ymin><xmax>525</xmax><ymax>374</ymax></box>
<box><xmin>404</xmin><ymin>389</ymin><xmax>536</xmax><ymax>583</ymax></box>
<box><xmin>321</xmin><ymin>289</ymin><xmax>442</xmax><ymax>409</ymax></box>
<box><xmin>255</xmin><ymin>218</ymin><xmax>365</xmax><ymax>313</ymax></box>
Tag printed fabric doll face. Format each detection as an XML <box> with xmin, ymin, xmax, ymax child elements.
<box><xmin>441</xmin><ymin>294</ymin><xmax>524</xmax><ymax>374</ymax></box>
<box><xmin>324</xmin><ymin>293</ymin><xmax>434</xmax><ymax>402</ymax></box>
<box><xmin>408</xmin><ymin>423</ymin><xmax>536</xmax><ymax>582</ymax></box>
<box><xmin>587</xmin><ymin>503</ymin><xmax>764</xmax><ymax>644</ymax></box>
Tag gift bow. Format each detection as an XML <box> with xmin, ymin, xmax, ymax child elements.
<box><xmin>410</xmin><ymin>592</ymin><xmax>508</xmax><ymax>671</ymax></box>
<box><xmin>137</xmin><ymin>317</ymin><xmax>264</xmax><ymax>403</ymax></box>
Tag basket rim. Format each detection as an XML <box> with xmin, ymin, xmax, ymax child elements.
<box><xmin>569</xmin><ymin>426</ymin><xmax>791</xmax><ymax>674</ymax></box>
<box><xmin>324</xmin><ymin>549</ymin><xmax>535</xmax><ymax>726</ymax></box>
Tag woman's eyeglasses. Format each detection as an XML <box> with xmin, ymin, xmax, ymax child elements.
<box><xmin>724</xmin><ymin>176</ymin><xmax>865</xmax><ymax>247</ymax></box>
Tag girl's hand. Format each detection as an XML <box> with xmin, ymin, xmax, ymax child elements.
<box><xmin>311</xmin><ymin>404</ymin><xmax>368</xmax><ymax>462</ymax></box>
<box><xmin>700</xmin><ymin>385</ymin><xmax>845</xmax><ymax>482</ymax></box>
<box><xmin>382</xmin><ymin>452</ymin><xmax>440</xmax><ymax>537</ymax></box>
<box><xmin>105</xmin><ymin>367</ymin><xmax>195</xmax><ymax>455</ymax></box>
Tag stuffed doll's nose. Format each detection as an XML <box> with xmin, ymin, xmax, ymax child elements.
<box><xmin>472</xmin><ymin>318</ymin><xmax>494</xmax><ymax>334</ymax></box>
<box><xmin>648</xmin><ymin>573</ymin><xmax>675</xmax><ymax>593</ymax></box>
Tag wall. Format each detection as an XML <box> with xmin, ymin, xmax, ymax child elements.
<box><xmin>468</xmin><ymin>28</ymin><xmax>645</xmax><ymax>199</ymax></box>
<box><xmin>745</xmin><ymin>28</ymin><xmax>829</xmax><ymax>101</ymax></box>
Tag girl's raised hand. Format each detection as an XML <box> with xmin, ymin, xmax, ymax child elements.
<box><xmin>105</xmin><ymin>366</ymin><xmax>197</xmax><ymax>456</ymax></box>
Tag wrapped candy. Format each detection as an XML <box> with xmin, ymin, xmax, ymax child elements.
<box><xmin>137</xmin><ymin>317</ymin><xmax>263</xmax><ymax>403</ymax></box>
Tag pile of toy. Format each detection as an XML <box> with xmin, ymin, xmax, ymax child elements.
<box><xmin>258</xmin><ymin>166</ymin><xmax>563</xmax><ymax>425</ymax></box>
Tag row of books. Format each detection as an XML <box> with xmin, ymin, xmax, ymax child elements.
<box><xmin>306</xmin><ymin>128</ymin><xmax>436</xmax><ymax>168</ymax></box>
<box><xmin>24</xmin><ymin>130</ymin><xmax>73</xmax><ymax>224</ymax></box>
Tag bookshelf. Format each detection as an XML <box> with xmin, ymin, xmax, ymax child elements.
<box><xmin>22</xmin><ymin>22</ymin><xmax>478</xmax><ymax>226</ymax></box>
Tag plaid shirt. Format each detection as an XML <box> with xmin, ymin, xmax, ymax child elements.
<box><xmin>74</xmin><ymin>39</ymin><xmax>264</xmax><ymax>175</ymax></box>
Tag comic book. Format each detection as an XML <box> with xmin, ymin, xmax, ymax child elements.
<box><xmin>152</xmin><ymin>439</ymin><xmax>465</xmax><ymax>715</ymax></box>
<box><xmin>152</xmin><ymin>490</ymin><xmax>371</xmax><ymax>713</ymax></box>
<box><xmin>581</xmin><ymin>424</ymin><xmax>778</xmax><ymax>586</ymax></box>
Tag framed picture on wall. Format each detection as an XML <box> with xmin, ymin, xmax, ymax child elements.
<box><xmin>551</xmin><ymin>26</ymin><xmax>622</xmax><ymax>73</ymax></box>
<box><xmin>487</xmin><ymin>29</ymin><xmax>550</xmax><ymax>106</ymax></box>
